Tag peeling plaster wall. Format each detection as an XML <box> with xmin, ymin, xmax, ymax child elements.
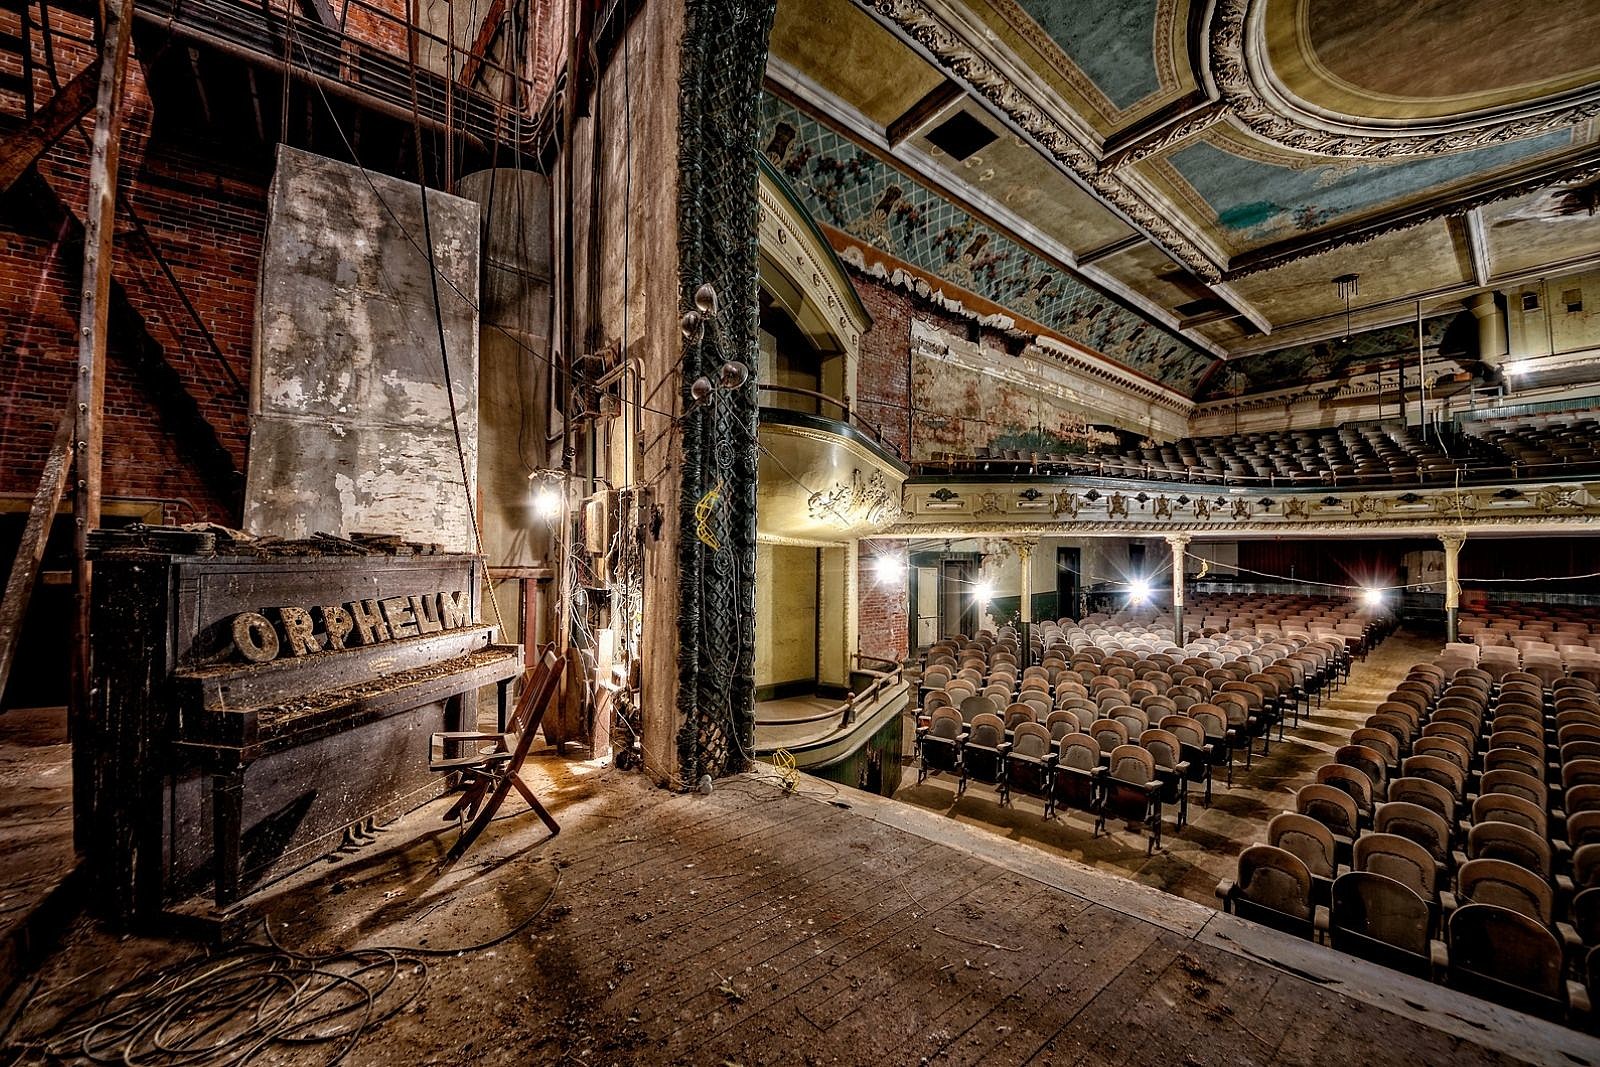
<box><xmin>244</xmin><ymin>146</ymin><xmax>480</xmax><ymax>550</ymax></box>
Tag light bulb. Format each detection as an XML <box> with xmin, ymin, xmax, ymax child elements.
<box><xmin>1129</xmin><ymin>578</ymin><xmax>1151</xmax><ymax>604</ymax></box>
<box><xmin>974</xmin><ymin>582</ymin><xmax>994</xmax><ymax>604</ymax></box>
<box><xmin>534</xmin><ymin>487</ymin><xmax>561</xmax><ymax>520</ymax></box>
<box><xmin>873</xmin><ymin>555</ymin><xmax>905</xmax><ymax>586</ymax></box>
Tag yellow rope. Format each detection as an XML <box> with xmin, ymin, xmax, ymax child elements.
<box><xmin>771</xmin><ymin>749</ymin><xmax>798</xmax><ymax>793</ymax></box>
<box><xmin>694</xmin><ymin>477</ymin><xmax>723</xmax><ymax>551</ymax></box>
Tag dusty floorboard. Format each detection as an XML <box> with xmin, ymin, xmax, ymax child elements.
<box><xmin>0</xmin><ymin>706</ymin><xmax>75</xmax><ymax>991</ymax></box>
<box><xmin>893</xmin><ymin>630</ymin><xmax>1442</xmax><ymax>906</ymax></box>
<box><xmin>2</xmin><ymin>739</ymin><xmax>1597</xmax><ymax>1066</ymax></box>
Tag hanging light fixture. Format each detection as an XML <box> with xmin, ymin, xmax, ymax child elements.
<box><xmin>1334</xmin><ymin>273</ymin><xmax>1359</xmax><ymax>341</ymax></box>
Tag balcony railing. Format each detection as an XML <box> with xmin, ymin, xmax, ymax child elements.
<box><xmin>131</xmin><ymin>0</ymin><xmax>538</xmax><ymax>147</ymax></box>
<box><xmin>758</xmin><ymin>384</ymin><xmax>899</xmax><ymax>460</ymax></box>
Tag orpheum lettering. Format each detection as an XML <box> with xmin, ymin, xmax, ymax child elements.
<box><xmin>228</xmin><ymin>591</ymin><xmax>472</xmax><ymax>662</ymax></box>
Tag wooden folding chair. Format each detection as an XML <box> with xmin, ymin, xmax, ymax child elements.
<box><xmin>431</xmin><ymin>647</ymin><xmax>566</xmax><ymax>862</ymax></box>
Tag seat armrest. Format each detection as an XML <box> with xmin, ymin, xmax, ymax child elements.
<box><xmin>1429</xmin><ymin>939</ymin><xmax>1448</xmax><ymax>979</ymax></box>
<box><xmin>1201</xmin><ymin>743</ymin><xmax>1214</xmax><ymax>759</ymax></box>
<box><xmin>1557</xmin><ymin>874</ymin><xmax>1576</xmax><ymax>901</ymax></box>
<box><xmin>1568</xmin><ymin>980</ymin><xmax>1591</xmax><ymax>1028</ymax></box>
<box><xmin>1215</xmin><ymin>879</ymin><xmax>1235</xmax><ymax>906</ymax></box>
<box><xmin>1174</xmin><ymin>760</ymin><xmax>1190</xmax><ymax>776</ymax></box>
<box><xmin>1313</xmin><ymin>905</ymin><xmax>1330</xmax><ymax>942</ymax></box>
<box><xmin>1450</xmin><ymin>849</ymin><xmax>1468</xmax><ymax>871</ymax></box>
<box><xmin>1559</xmin><ymin>921</ymin><xmax>1583</xmax><ymax>955</ymax></box>
<box><xmin>1440</xmin><ymin>890</ymin><xmax>1458</xmax><ymax>915</ymax></box>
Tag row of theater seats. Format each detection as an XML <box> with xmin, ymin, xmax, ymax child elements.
<box><xmin>915</xmin><ymin>414</ymin><xmax>1600</xmax><ymax>488</ymax></box>
<box><xmin>1220</xmin><ymin>653</ymin><xmax>1600</xmax><ymax>1026</ymax></box>
<box><xmin>914</xmin><ymin>617</ymin><xmax>1360</xmax><ymax>853</ymax></box>
<box><xmin>1080</xmin><ymin>593</ymin><xmax>1385</xmax><ymax>656</ymax></box>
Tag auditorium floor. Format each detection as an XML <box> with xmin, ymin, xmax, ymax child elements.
<box><xmin>4</xmin><ymin>743</ymin><xmax>1594</xmax><ymax>1066</ymax></box>
<box><xmin>892</xmin><ymin>629</ymin><xmax>1440</xmax><ymax>907</ymax></box>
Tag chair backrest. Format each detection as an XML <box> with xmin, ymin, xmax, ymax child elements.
<box><xmin>1401</xmin><ymin>754</ymin><xmax>1466</xmax><ymax>798</ymax></box>
<box><xmin>1268</xmin><ymin>811</ymin><xmax>1336</xmax><ymax>879</ymax></box>
<box><xmin>1569</xmin><ymin>809</ymin><xmax>1600</xmax><ymax>850</ymax></box>
<box><xmin>1457</xmin><ymin>857</ymin><xmax>1554</xmax><ymax>924</ymax></box>
<box><xmin>1449</xmin><ymin>903</ymin><xmax>1566</xmax><ymax>1006</ymax></box>
<box><xmin>1351</xmin><ymin>728</ymin><xmax>1398</xmax><ymax>765</ymax></box>
<box><xmin>1045</xmin><ymin>709</ymin><xmax>1081</xmax><ymax>742</ymax></box>
<box><xmin>1468</xmin><ymin>820</ymin><xmax>1552</xmax><ymax>878</ymax></box>
<box><xmin>923</xmin><ymin>690</ymin><xmax>953</xmax><ymax>714</ymax></box>
<box><xmin>1413</xmin><ymin>735</ymin><xmax>1471</xmax><ymax>773</ymax></box>
<box><xmin>968</xmin><ymin>712</ymin><xmax>1006</xmax><ymax>749</ymax></box>
<box><xmin>1235</xmin><ymin>844</ymin><xmax>1313</xmax><ymax>922</ymax></box>
<box><xmin>959</xmin><ymin>695</ymin><xmax>998</xmax><ymax>724</ymax></box>
<box><xmin>1387</xmin><ymin>776</ymin><xmax>1454</xmax><ymax>822</ymax></box>
<box><xmin>1297</xmin><ymin>783</ymin><xmax>1359</xmax><ymax>839</ymax></box>
<box><xmin>1316</xmin><ymin>763</ymin><xmax>1374</xmax><ymax>813</ymax></box>
<box><xmin>1569</xmin><ymin>783</ymin><xmax>1600</xmax><ymax>816</ymax></box>
<box><xmin>1566</xmin><ymin>759</ymin><xmax>1600</xmax><ymax>791</ymax></box>
<box><xmin>1333</xmin><ymin>872</ymin><xmax>1432</xmax><ymax>957</ymax></box>
<box><xmin>1139</xmin><ymin>728</ymin><xmax>1183</xmax><ymax>772</ymax></box>
<box><xmin>1336</xmin><ymin>744</ymin><xmax>1388</xmax><ymax>792</ymax></box>
<box><xmin>1419</xmin><ymin>719</ymin><xmax>1475</xmax><ymax>751</ymax></box>
<box><xmin>1354</xmin><ymin>832</ymin><xmax>1437</xmax><ymax>899</ymax></box>
<box><xmin>1090</xmin><ymin>718</ymin><xmax>1129</xmax><ymax>755</ymax></box>
<box><xmin>1011</xmin><ymin>721</ymin><xmax>1051</xmax><ymax>759</ymax></box>
<box><xmin>1472</xmin><ymin>792</ymin><xmax>1548</xmax><ymax>839</ymax></box>
<box><xmin>928</xmin><ymin>706</ymin><xmax>965</xmax><ymax>740</ymax></box>
<box><xmin>1160</xmin><ymin>714</ymin><xmax>1206</xmax><ymax>751</ymax></box>
<box><xmin>1480</xmin><ymin>768</ymin><xmax>1547</xmax><ymax>808</ymax></box>
<box><xmin>1576</xmin><ymin>842</ymin><xmax>1600</xmax><ymax>890</ymax></box>
<box><xmin>1109</xmin><ymin>744</ymin><xmax>1154</xmax><ymax>785</ymax></box>
<box><xmin>1190</xmin><ymin>704</ymin><xmax>1227</xmax><ymax>739</ymax></box>
<box><xmin>1058</xmin><ymin>732</ymin><xmax>1101</xmax><ymax>772</ymax></box>
<box><xmin>1373</xmin><ymin>801</ymin><xmax>1451</xmax><ymax>864</ymax></box>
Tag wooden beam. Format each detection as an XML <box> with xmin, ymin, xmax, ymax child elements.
<box><xmin>0</xmin><ymin>417</ymin><xmax>74</xmax><ymax>709</ymax></box>
<box><xmin>1077</xmin><ymin>233</ymin><xmax>1143</xmax><ymax>266</ymax></box>
<box><xmin>458</xmin><ymin>0</ymin><xmax>506</xmax><ymax>90</ymax></box>
<box><xmin>70</xmin><ymin>0</ymin><xmax>135</xmax><ymax>773</ymax></box>
<box><xmin>299</xmin><ymin>0</ymin><xmax>338</xmax><ymax>28</ymax></box>
<box><xmin>0</xmin><ymin>59</ymin><xmax>100</xmax><ymax>195</ymax></box>
<box><xmin>886</xmin><ymin>79</ymin><xmax>963</xmax><ymax>147</ymax></box>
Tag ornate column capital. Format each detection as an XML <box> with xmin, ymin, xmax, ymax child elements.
<box><xmin>1439</xmin><ymin>534</ymin><xmax>1466</xmax><ymax>554</ymax></box>
<box><xmin>1164</xmin><ymin>533</ymin><xmax>1192</xmax><ymax>547</ymax></box>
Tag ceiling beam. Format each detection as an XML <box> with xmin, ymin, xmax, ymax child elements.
<box><xmin>1210</xmin><ymin>281</ymin><xmax>1272</xmax><ymax>336</ymax></box>
<box><xmin>1465</xmin><ymin>208</ymin><xmax>1492</xmax><ymax>287</ymax></box>
<box><xmin>885</xmin><ymin>79</ymin><xmax>964</xmax><ymax>147</ymax></box>
<box><xmin>458</xmin><ymin>0</ymin><xmax>507</xmax><ymax>90</ymax></box>
<box><xmin>1077</xmin><ymin>234</ymin><xmax>1144</xmax><ymax>266</ymax></box>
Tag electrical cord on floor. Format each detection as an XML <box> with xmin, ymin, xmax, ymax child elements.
<box><xmin>4</xmin><ymin>864</ymin><xmax>562</xmax><ymax>1067</ymax></box>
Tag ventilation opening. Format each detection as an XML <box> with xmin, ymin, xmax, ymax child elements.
<box><xmin>925</xmin><ymin>111</ymin><xmax>998</xmax><ymax>161</ymax></box>
<box><xmin>1563</xmin><ymin>288</ymin><xmax>1584</xmax><ymax>313</ymax></box>
<box><xmin>1521</xmin><ymin>291</ymin><xmax>1542</xmax><ymax>312</ymax></box>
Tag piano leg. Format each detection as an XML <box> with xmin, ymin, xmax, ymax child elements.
<box><xmin>498</xmin><ymin>679</ymin><xmax>510</xmax><ymax>733</ymax></box>
<box><xmin>212</xmin><ymin>770</ymin><xmax>245</xmax><ymax>907</ymax></box>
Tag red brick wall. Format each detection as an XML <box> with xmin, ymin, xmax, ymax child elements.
<box><xmin>2</xmin><ymin>37</ymin><xmax>265</xmax><ymax>524</ymax></box>
<box><xmin>854</xmin><ymin>278</ymin><xmax>912</xmax><ymax>458</ymax></box>
<box><xmin>857</xmin><ymin>539</ymin><xmax>908</xmax><ymax>664</ymax></box>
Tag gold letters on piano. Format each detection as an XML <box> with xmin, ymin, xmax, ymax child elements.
<box><xmin>229</xmin><ymin>591</ymin><xmax>472</xmax><ymax>663</ymax></box>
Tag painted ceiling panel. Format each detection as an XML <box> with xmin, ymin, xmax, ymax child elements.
<box><xmin>1265</xmin><ymin>0</ymin><xmax>1600</xmax><ymax>122</ymax></box>
<box><xmin>1226</xmin><ymin>220</ymin><xmax>1471</xmax><ymax>325</ymax></box>
<box><xmin>1480</xmin><ymin>181</ymin><xmax>1600</xmax><ymax>278</ymax></box>
<box><xmin>768</xmin><ymin>0</ymin><xmax>946</xmax><ymax>127</ymax></box>
<box><xmin>912</xmin><ymin>102</ymin><xmax>1135</xmax><ymax>253</ymax></box>
<box><xmin>1094</xmin><ymin>241</ymin><xmax>1211</xmax><ymax>309</ymax></box>
<box><xmin>1144</xmin><ymin>123</ymin><xmax>1576</xmax><ymax>256</ymax></box>
<box><xmin>961</xmin><ymin>0</ymin><xmax>1194</xmax><ymax>135</ymax></box>
<box><xmin>760</xmin><ymin>92</ymin><xmax>1217</xmax><ymax>394</ymax></box>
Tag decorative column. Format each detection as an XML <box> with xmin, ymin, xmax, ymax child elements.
<box><xmin>1167</xmin><ymin>534</ymin><xmax>1191</xmax><ymax>644</ymax></box>
<box><xmin>1440</xmin><ymin>534</ymin><xmax>1465</xmax><ymax>642</ymax></box>
<box><xmin>1016</xmin><ymin>539</ymin><xmax>1035</xmax><ymax>667</ymax></box>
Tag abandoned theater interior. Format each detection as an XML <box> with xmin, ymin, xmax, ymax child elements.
<box><xmin>10</xmin><ymin>0</ymin><xmax>1600</xmax><ymax>1062</ymax></box>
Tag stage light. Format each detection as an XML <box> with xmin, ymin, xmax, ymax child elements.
<box><xmin>534</xmin><ymin>486</ymin><xmax>562</xmax><ymax>521</ymax></box>
<box><xmin>1504</xmin><ymin>359</ymin><xmax>1531</xmax><ymax>378</ymax></box>
<box><xmin>1363</xmin><ymin>587</ymin><xmax>1384</xmax><ymax>608</ymax></box>
<box><xmin>1129</xmin><ymin>578</ymin><xmax>1151</xmax><ymax>604</ymax></box>
<box><xmin>873</xmin><ymin>555</ymin><xmax>905</xmax><ymax>586</ymax></box>
<box><xmin>974</xmin><ymin>581</ymin><xmax>994</xmax><ymax>604</ymax></box>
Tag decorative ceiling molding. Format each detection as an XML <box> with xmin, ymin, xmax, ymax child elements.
<box><xmin>1211</xmin><ymin>0</ymin><xmax>1600</xmax><ymax>158</ymax></box>
<box><xmin>855</xmin><ymin>0</ymin><xmax>1226</xmax><ymax>282</ymax></box>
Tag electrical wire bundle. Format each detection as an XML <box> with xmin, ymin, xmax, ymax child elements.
<box><xmin>9</xmin><ymin>865</ymin><xmax>562</xmax><ymax>1067</ymax></box>
<box><xmin>15</xmin><ymin>944</ymin><xmax>427</xmax><ymax>1067</ymax></box>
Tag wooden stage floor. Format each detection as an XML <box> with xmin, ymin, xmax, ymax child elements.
<box><xmin>4</xmin><ymin>751</ymin><xmax>1598</xmax><ymax>1065</ymax></box>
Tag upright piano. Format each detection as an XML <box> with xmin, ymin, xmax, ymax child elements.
<box><xmin>80</xmin><ymin>527</ymin><xmax>522</xmax><ymax>920</ymax></box>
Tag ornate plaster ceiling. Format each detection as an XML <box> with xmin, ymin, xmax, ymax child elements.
<box><xmin>766</xmin><ymin>0</ymin><xmax>1600</xmax><ymax>398</ymax></box>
